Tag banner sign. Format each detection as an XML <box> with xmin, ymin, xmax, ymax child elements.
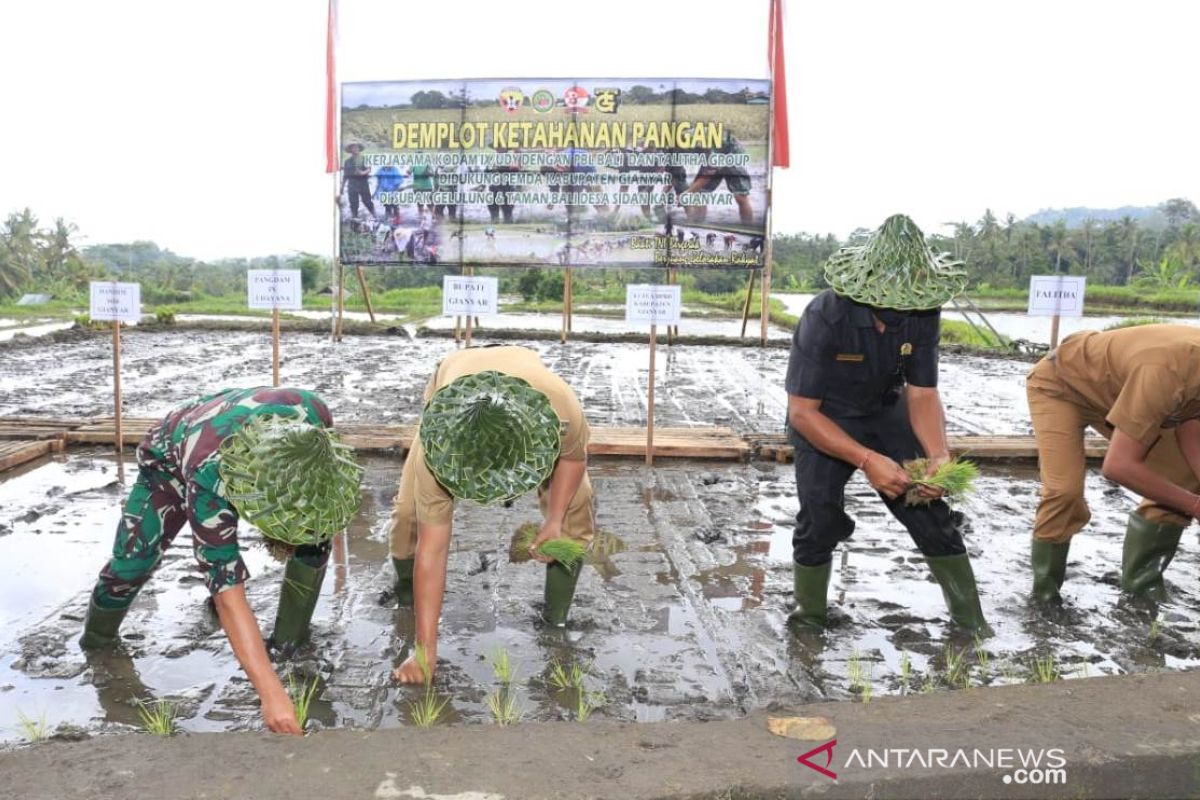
<box><xmin>442</xmin><ymin>275</ymin><xmax>499</xmax><ymax>316</ymax></box>
<box><xmin>89</xmin><ymin>281</ymin><xmax>141</xmax><ymax>323</ymax></box>
<box><xmin>1028</xmin><ymin>275</ymin><xmax>1086</xmax><ymax>317</ymax></box>
<box><xmin>626</xmin><ymin>284</ymin><xmax>682</xmax><ymax>325</ymax></box>
<box><xmin>339</xmin><ymin>78</ymin><xmax>770</xmax><ymax>270</ymax></box>
<box><xmin>247</xmin><ymin>270</ymin><xmax>303</xmax><ymax>310</ymax></box>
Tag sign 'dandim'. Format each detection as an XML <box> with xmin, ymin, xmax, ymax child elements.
<box><xmin>626</xmin><ymin>284</ymin><xmax>682</xmax><ymax>325</ymax></box>
<box><xmin>89</xmin><ymin>282</ymin><xmax>141</xmax><ymax>323</ymax></box>
<box><xmin>1027</xmin><ymin>275</ymin><xmax>1086</xmax><ymax>318</ymax></box>
<box><xmin>442</xmin><ymin>276</ymin><xmax>499</xmax><ymax>316</ymax></box>
<box><xmin>247</xmin><ymin>270</ymin><xmax>303</xmax><ymax>310</ymax></box>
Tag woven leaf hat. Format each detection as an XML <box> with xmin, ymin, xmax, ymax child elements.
<box><xmin>218</xmin><ymin>416</ymin><xmax>363</xmax><ymax>546</ymax></box>
<box><xmin>420</xmin><ymin>371</ymin><xmax>562</xmax><ymax>504</ymax></box>
<box><xmin>824</xmin><ymin>214</ymin><xmax>968</xmax><ymax>310</ymax></box>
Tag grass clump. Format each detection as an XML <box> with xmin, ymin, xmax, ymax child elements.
<box><xmin>903</xmin><ymin>458</ymin><xmax>979</xmax><ymax>506</ymax></box>
<box><xmin>16</xmin><ymin>709</ymin><xmax>49</xmax><ymax>742</ymax></box>
<box><xmin>137</xmin><ymin>700</ymin><xmax>178</xmax><ymax>736</ymax></box>
<box><xmin>288</xmin><ymin>673</ymin><xmax>321</xmax><ymax>730</ymax></box>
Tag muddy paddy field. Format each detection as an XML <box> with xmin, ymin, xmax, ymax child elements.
<box><xmin>2</xmin><ymin>326</ymin><xmax>1199</xmax><ymax>744</ymax></box>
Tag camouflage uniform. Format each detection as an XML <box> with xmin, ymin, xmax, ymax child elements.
<box><xmin>89</xmin><ymin>387</ymin><xmax>334</xmax><ymax>610</ymax></box>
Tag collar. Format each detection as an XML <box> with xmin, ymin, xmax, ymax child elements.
<box><xmin>847</xmin><ymin>302</ymin><xmax>877</xmax><ymax>329</ymax></box>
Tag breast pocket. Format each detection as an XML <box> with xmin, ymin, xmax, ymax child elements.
<box><xmin>831</xmin><ymin>353</ymin><xmax>869</xmax><ymax>384</ymax></box>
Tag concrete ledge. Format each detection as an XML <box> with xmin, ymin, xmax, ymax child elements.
<box><xmin>3</xmin><ymin>670</ymin><xmax>1198</xmax><ymax>799</ymax></box>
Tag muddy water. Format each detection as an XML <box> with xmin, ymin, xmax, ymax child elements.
<box><xmin>3</xmin><ymin>448</ymin><xmax>1198</xmax><ymax>742</ymax></box>
<box><xmin>0</xmin><ymin>329</ymin><xmax>1034</xmax><ymax>435</ymax></box>
<box><xmin>1</xmin><ymin>329</ymin><xmax>1190</xmax><ymax>741</ymax></box>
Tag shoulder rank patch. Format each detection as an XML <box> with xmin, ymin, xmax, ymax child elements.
<box><xmin>835</xmin><ymin>353</ymin><xmax>865</xmax><ymax>362</ymax></box>
<box><xmin>900</xmin><ymin>343</ymin><xmax>913</xmax><ymax>356</ymax></box>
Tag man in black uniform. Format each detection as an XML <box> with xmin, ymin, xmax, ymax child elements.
<box><xmin>784</xmin><ymin>214</ymin><xmax>989</xmax><ymax>634</ymax></box>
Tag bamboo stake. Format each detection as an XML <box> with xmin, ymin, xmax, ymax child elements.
<box><xmin>740</xmin><ymin>270</ymin><xmax>758</xmax><ymax>338</ymax></box>
<box><xmin>646</xmin><ymin>324</ymin><xmax>657</xmax><ymax>466</ymax></box>
<box><xmin>355</xmin><ymin>265</ymin><xmax>375</xmax><ymax>323</ymax></box>
<box><xmin>1049</xmin><ymin>314</ymin><xmax>1062</xmax><ymax>350</ymax></box>
<box><xmin>112</xmin><ymin>321</ymin><xmax>125</xmax><ymax>484</ymax></box>
<box><xmin>271</xmin><ymin>307</ymin><xmax>281</xmax><ymax>387</ymax></box>
<box><xmin>335</xmin><ymin>261</ymin><xmax>346</xmax><ymax>340</ymax></box>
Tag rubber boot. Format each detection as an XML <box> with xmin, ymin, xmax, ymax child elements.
<box><xmin>926</xmin><ymin>554</ymin><xmax>993</xmax><ymax>636</ymax></box>
<box><xmin>79</xmin><ymin>599</ymin><xmax>131</xmax><ymax>649</ymax></box>
<box><xmin>269</xmin><ymin>558</ymin><xmax>326</xmax><ymax>650</ymax></box>
<box><xmin>787</xmin><ymin>561</ymin><xmax>831</xmax><ymax>629</ymax></box>
<box><xmin>392</xmin><ymin>557</ymin><xmax>415</xmax><ymax>606</ymax></box>
<box><xmin>1121</xmin><ymin>512</ymin><xmax>1183</xmax><ymax>601</ymax></box>
<box><xmin>1031</xmin><ymin>538</ymin><xmax>1071</xmax><ymax>604</ymax></box>
<box><xmin>542</xmin><ymin>559</ymin><xmax>583</xmax><ymax>627</ymax></box>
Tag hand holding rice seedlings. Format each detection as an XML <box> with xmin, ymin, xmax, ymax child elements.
<box><xmin>486</xmin><ymin>689</ymin><xmax>524</xmax><ymax>726</ymax></box>
<box><xmin>137</xmin><ymin>700</ymin><xmax>178</xmax><ymax>736</ymax></box>
<box><xmin>414</xmin><ymin>643</ymin><xmax>433</xmax><ymax>686</ymax></box>
<box><xmin>515</xmin><ymin>527</ymin><xmax>588</xmax><ymax>568</ymax></box>
<box><xmin>902</xmin><ymin>458</ymin><xmax>979</xmax><ymax>506</ymax></box>
<box><xmin>16</xmin><ymin>709</ymin><xmax>49</xmax><ymax>743</ymax></box>
<box><xmin>287</xmin><ymin>673</ymin><xmax>321</xmax><ymax>730</ymax></box>
<box><xmin>490</xmin><ymin>647</ymin><xmax>518</xmax><ymax>685</ymax></box>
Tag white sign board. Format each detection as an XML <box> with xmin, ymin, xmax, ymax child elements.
<box><xmin>442</xmin><ymin>276</ymin><xmax>499</xmax><ymax>316</ymax></box>
<box><xmin>89</xmin><ymin>281</ymin><xmax>141</xmax><ymax>323</ymax></box>
<box><xmin>247</xmin><ymin>270</ymin><xmax>303</xmax><ymax>310</ymax></box>
<box><xmin>1028</xmin><ymin>275</ymin><xmax>1086</xmax><ymax>318</ymax></box>
<box><xmin>625</xmin><ymin>284</ymin><xmax>682</xmax><ymax>326</ymax></box>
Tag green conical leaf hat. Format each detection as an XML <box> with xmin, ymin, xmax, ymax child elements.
<box><xmin>824</xmin><ymin>214</ymin><xmax>968</xmax><ymax>310</ymax></box>
<box><xmin>218</xmin><ymin>416</ymin><xmax>363</xmax><ymax>546</ymax></box>
<box><xmin>420</xmin><ymin>371</ymin><xmax>562</xmax><ymax>504</ymax></box>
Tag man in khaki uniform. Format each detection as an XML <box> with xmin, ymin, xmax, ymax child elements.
<box><xmin>388</xmin><ymin>346</ymin><xmax>594</xmax><ymax>683</ymax></box>
<box><xmin>1027</xmin><ymin>324</ymin><xmax>1200</xmax><ymax>603</ymax></box>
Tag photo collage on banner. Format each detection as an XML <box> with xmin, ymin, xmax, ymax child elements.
<box><xmin>339</xmin><ymin>78</ymin><xmax>771</xmax><ymax>270</ymax></box>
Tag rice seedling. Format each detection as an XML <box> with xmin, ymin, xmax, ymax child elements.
<box><xmin>943</xmin><ymin>647</ymin><xmax>968</xmax><ymax>688</ymax></box>
<box><xmin>409</xmin><ymin>690</ymin><xmax>449</xmax><ymax>728</ymax></box>
<box><xmin>16</xmin><ymin>709</ymin><xmax>49</xmax><ymax>743</ymax></box>
<box><xmin>413</xmin><ymin>643</ymin><xmax>433</xmax><ymax>686</ymax></box>
<box><xmin>1030</xmin><ymin>653</ymin><xmax>1060</xmax><ymax>684</ymax></box>
<box><xmin>921</xmin><ymin>673</ymin><xmax>936</xmax><ymax>694</ymax></box>
<box><xmin>860</xmin><ymin>680</ymin><xmax>874</xmax><ymax>705</ymax></box>
<box><xmin>1149</xmin><ymin>617</ymin><xmax>1162</xmax><ymax>645</ymax></box>
<box><xmin>898</xmin><ymin>651</ymin><xmax>912</xmax><ymax>694</ymax></box>
<box><xmin>1000</xmin><ymin>661</ymin><xmax>1021</xmax><ymax>685</ymax></box>
<box><xmin>902</xmin><ymin>458</ymin><xmax>979</xmax><ymax>506</ymax></box>
<box><xmin>548</xmin><ymin>658</ymin><xmax>587</xmax><ymax>691</ymax></box>
<box><xmin>974</xmin><ymin>636</ymin><xmax>991</xmax><ymax>684</ymax></box>
<box><xmin>486</xmin><ymin>690</ymin><xmax>524</xmax><ymax>726</ymax></box>
<box><xmin>490</xmin><ymin>647</ymin><xmax>517</xmax><ymax>685</ymax></box>
<box><xmin>575</xmin><ymin>690</ymin><xmax>606</xmax><ymax>722</ymax></box>
<box><xmin>288</xmin><ymin>673</ymin><xmax>321</xmax><ymax>729</ymax></box>
<box><xmin>514</xmin><ymin>527</ymin><xmax>588</xmax><ymax>569</ymax></box>
<box><xmin>137</xmin><ymin>700</ymin><xmax>178</xmax><ymax>736</ymax></box>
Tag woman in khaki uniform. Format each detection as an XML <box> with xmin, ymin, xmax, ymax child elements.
<box><xmin>1027</xmin><ymin>324</ymin><xmax>1200</xmax><ymax>603</ymax></box>
<box><xmin>388</xmin><ymin>345</ymin><xmax>595</xmax><ymax>683</ymax></box>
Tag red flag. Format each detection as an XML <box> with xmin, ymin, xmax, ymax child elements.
<box><xmin>769</xmin><ymin>0</ymin><xmax>790</xmax><ymax>168</ymax></box>
<box><xmin>325</xmin><ymin>0</ymin><xmax>338</xmax><ymax>173</ymax></box>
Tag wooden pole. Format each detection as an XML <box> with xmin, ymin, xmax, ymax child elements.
<box><xmin>271</xmin><ymin>307</ymin><xmax>281</xmax><ymax>387</ymax></box>
<box><xmin>355</xmin><ymin>265</ymin><xmax>376</xmax><ymax>323</ymax></box>
<box><xmin>646</xmin><ymin>324</ymin><xmax>657</xmax><ymax>466</ymax></box>
<box><xmin>1049</xmin><ymin>314</ymin><xmax>1062</xmax><ymax>350</ymax></box>
<box><xmin>740</xmin><ymin>270</ymin><xmax>758</xmax><ymax>338</ymax></box>
<box><xmin>666</xmin><ymin>269</ymin><xmax>675</xmax><ymax>346</ymax></box>
<box><xmin>335</xmin><ymin>261</ymin><xmax>346</xmax><ymax>340</ymax></box>
<box><xmin>566</xmin><ymin>268</ymin><xmax>574</xmax><ymax>334</ymax></box>
<box><xmin>560</xmin><ymin>267</ymin><xmax>569</xmax><ymax>344</ymax></box>
<box><xmin>112</xmin><ymin>321</ymin><xmax>125</xmax><ymax>483</ymax></box>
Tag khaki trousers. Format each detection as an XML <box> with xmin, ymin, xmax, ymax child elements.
<box><xmin>1027</xmin><ymin>358</ymin><xmax>1197</xmax><ymax>543</ymax></box>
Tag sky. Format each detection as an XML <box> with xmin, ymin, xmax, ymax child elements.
<box><xmin>0</xmin><ymin>0</ymin><xmax>1196</xmax><ymax>260</ymax></box>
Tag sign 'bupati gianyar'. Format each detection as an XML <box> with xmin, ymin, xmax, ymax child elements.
<box><xmin>339</xmin><ymin>78</ymin><xmax>771</xmax><ymax>270</ymax></box>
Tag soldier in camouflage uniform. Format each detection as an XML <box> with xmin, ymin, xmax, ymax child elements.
<box><xmin>79</xmin><ymin>387</ymin><xmax>362</xmax><ymax>735</ymax></box>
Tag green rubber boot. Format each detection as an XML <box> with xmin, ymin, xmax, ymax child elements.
<box><xmin>79</xmin><ymin>599</ymin><xmax>131</xmax><ymax>649</ymax></box>
<box><xmin>392</xmin><ymin>557</ymin><xmax>415</xmax><ymax>606</ymax></box>
<box><xmin>269</xmin><ymin>558</ymin><xmax>326</xmax><ymax>650</ymax></box>
<box><xmin>926</xmin><ymin>554</ymin><xmax>993</xmax><ymax>636</ymax></box>
<box><xmin>787</xmin><ymin>561</ymin><xmax>831</xmax><ymax>629</ymax></box>
<box><xmin>1031</xmin><ymin>538</ymin><xmax>1071</xmax><ymax>604</ymax></box>
<box><xmin>542</xmin><ymin>559</ymin><xmax>583</xmax><ymax>627</ymax></box>
<box><xmin>1121</xmin><ymin>513</ymin><xmax>1183</xmax><ymax>600</ymax></box>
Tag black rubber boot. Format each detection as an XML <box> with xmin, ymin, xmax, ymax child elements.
<box><xmin>392</xmin><ymin>557</ymin><xmax>415</xmax><ymax>606</ymax></box>
<box><xmin>926</xmin><ymin>554</ymin><xmax>993</xmax><ymax>636</ymax></box>
<box><xmin>1121</xmin><ymin>512</ymin><xmax>1184</xmax><ymax>601</ymax></box>
<box><xmin>269</xmin><ymin>558</ymin><xmax>326</xmax><ymax>650</ymax></box>
<box><xmin>1031</xmin><ymin>538</ymin><xmax>1071</xmax><ymax>604</ymax></box>
<box><xmin>79</xmin><ymin>599</ymin><xmax>131</xmax><ymax>649</ymax></box>
<box><xmin>542</xmin><ymin>559</ymin><xmax>583</xmax><ymax>627</ymax></box>
<box><xmin>787</xmin><ymin>561</ymin><xmax>831</xmax><ymax>629</ymax></box>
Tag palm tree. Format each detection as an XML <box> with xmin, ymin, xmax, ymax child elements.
<box><xmin>1116</xmin><ymin>215</ymin><xmax>1139</xmax><ymax>285</ymax></box>
<box><xmin>1047</xmin><ymin>221</ymin><xmax>1074</xmax><ymax>274</ymax></box>
<box><xmin>1169</xmin><ymin>222</ymin><xmax>1200</xmax><ymax>270</ymax></box>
